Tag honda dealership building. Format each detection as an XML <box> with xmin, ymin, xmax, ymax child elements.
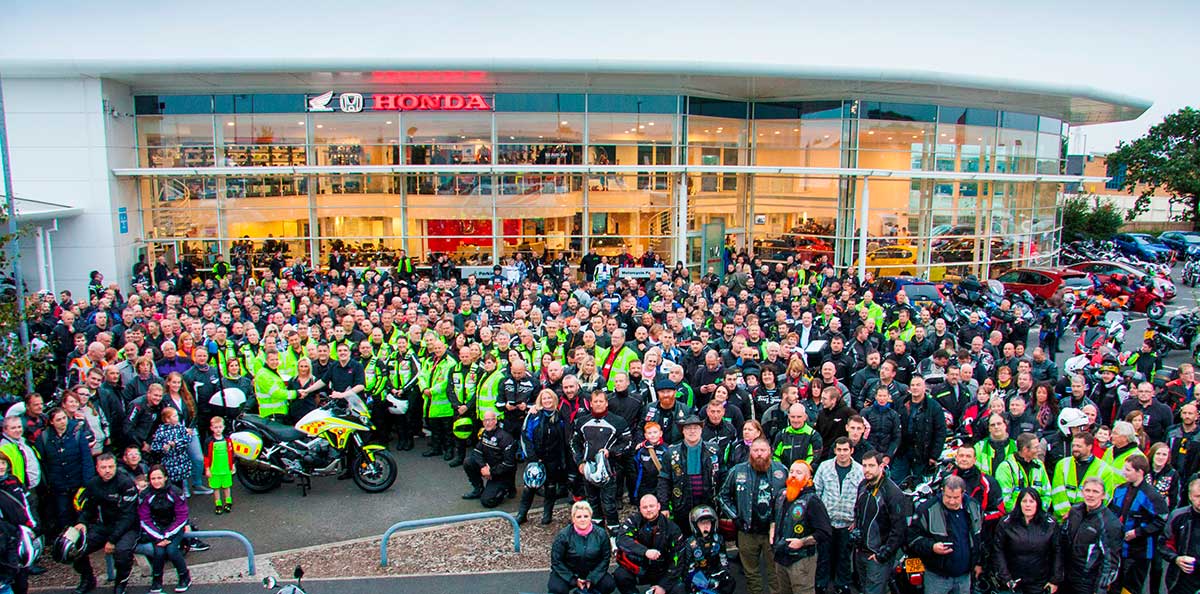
<box><xmin>0</xmin><ymin>60</ymin><xmax>1149</xmax><ymax>293</ymax></box>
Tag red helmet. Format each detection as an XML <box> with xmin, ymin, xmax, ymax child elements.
<box><xmin>1110</xmin><ymin>273</ymin><xmax>1126</xmax><ymax>284</ymax></box>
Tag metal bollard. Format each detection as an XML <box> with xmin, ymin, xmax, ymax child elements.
<box><xmin>380</xmin><ymin>511</ymin><xmax>520</xmax><ymax>566</ymax></box>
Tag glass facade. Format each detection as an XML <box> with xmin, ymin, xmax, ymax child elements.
<box><xmin>132</xmin><ymin>93</ymin><xmax>1065</xmax><ymax>278</ymax></box>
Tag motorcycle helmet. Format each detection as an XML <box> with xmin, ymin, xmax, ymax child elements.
<box><xmin>385</xmin><ymin>393</ymin><xmax>410</xmax><ymax>415</ymax></box>
<box><xmin>688</xmin><ymin>505</ymin><xmax>718</xmax><ymax>536</ymax></box>
<box><xmin>451</xmin><ymin>417</ymin><xmax>476</xmax><ymax>441</ymax></box>
<box><xmin>52</xmin><ymin>526</ymin><xmax>85</xmax><ymax>564</ymax></box>
<box><xmin>1111</xmin><ymin>273</ymin><xmax>1126</xmax><ymax>284</ymax></box>
<box><xmin>1057</xmin><ymin>408</ymin><xmax>1090</xmax><ymax>436</ymax></box>
<box><xmin>523</xmin><ymin>462</ymin><xmax>546</xmax><ymax>489</ymax></box>
<box><xmin>1064</xmin><ymin>356</ymin><xmax>1088</xmax><ymax>376</ymax></box>
<box><xmin>17</xmin><ymin>527</ymin><xmax>42</xmax><ymax>568</ymax></box>
<box><xmin>583</xmin><ymin>451</ymin><xmax>611</xmax><ymax>485</ymax></box>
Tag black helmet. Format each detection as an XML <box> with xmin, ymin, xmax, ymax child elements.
<box><xmin>52</xmin><ymin>526</ymin><xmax>85</xmax><ymax>564</ymax></box>
<box><xmin>688</xmin><ymin>505</ymin><xmax>718</xmax><ymax>535</ymax></box>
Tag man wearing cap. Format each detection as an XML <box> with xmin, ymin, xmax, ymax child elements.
<box><xmin>657</xmin><ymin>414</ymin><xmax>721</xmax><ymax>536</ymax></box>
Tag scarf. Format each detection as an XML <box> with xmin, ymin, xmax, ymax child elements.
<box><xmin>573</xmin><ymin>523</ymin><xmax>594</xmax><ymax>537</ymax></box>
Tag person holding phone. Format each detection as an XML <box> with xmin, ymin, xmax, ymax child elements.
<box><xmin>907</xmin><ymin>475</ymin><xmax>984</xmax><ymax>594</ymax></box>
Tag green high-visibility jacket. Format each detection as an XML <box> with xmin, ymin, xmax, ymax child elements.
<box><xmin>213</xmin><ymin>342</ymin><xmax>241</xmax><ymax>379</ymax></box>
<box><xmin>278</xmin><ymin>347</ymin><xmax>305</xmax><ymax>381</ymax></box>
<box><xmin>513</xmin><ymin>344</ymin><xmax>545</xmax><ymax>373</ymax></box>
<box><xmin>1050</xmin><ymin>455</ymin><xmax>1120</xmax><ymax>519</ymax></box>
<box><xmin>887</xmin><ymin>320</ymin><xmax>915</xmax><ymax>342</ymax></box>
<box><xmin>0</xmin><ymin>442</ymin><xmax>28</xmax><ymax>486</ymax></box>
<box><xmin>240</xmin><ymin>344</ymin><xmax>266</xmax><ymax>377</ymax></box>
<box><xmin>254</xmin><ymin>367</ymin><xmax>295</xmax><ymax>419</ymax></box>
<box><xmin>451</xmin><ymin>361</ymin><xmax>485</xmax><ymax>411</ymax></box>
<box><xmin>364</xmin><ymin>351</ymin><xmax>395</xmax><ymax>397</ymax></box>
<box><xmin>994</xmin><ymin>454</ymin><xmax>1052</xmax><ymax>512</ymax></box>
<box><xmin>475</xmin><ymin>368</ymin><xmax>504</xmax><ymax>421</ymax></box>
<box><xmin>420</xmin><ymin>354</ymin><xmax>458</xmax><ymax>419</ymax></box>
<box><xmin>973</xmin><ymin>438</ymin><xmax>1017</xmax><ymax>476</ymax></box>
<box><xmin>595</xmin><ymin>345</ymin><xmax>641</xmax><ymax>391</ymax></box>
<box><xmin>1101</xmin><ymin>444</ymin><xmax>1146</xmax><ymax>473</ymax></box>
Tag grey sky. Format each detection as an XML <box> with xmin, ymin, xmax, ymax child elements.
<box><xmin>1</xmin><ymin>0</ymin><xmax>1194</xmax><ymax>152</ymax></box>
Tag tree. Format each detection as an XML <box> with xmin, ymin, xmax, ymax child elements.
<box><xmin>0</xmin><ymin>207</ymin><xmax>51</xmax><ymax>399</ymax></box>
<box><xmin>1108</xmin><ymin>106</ymin><xmax>1200</xmax><ymax>227</ymax></box>
<box><xmin>1060</xmin><ymin>194</ymin><xmax>1124</xmax><ymax>242</ymax></box>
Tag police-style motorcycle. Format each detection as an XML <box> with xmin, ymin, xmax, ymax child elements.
<box><xmin>231</xmin><ymin>394</ymin><xmax>397</xmax><ymax>496</ymax></box>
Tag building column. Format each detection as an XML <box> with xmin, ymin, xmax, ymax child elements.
<box><xmin>675</xmin><ymin>173</ymin><xmax>688</xmax><ymax>267</ymax></box>
<box><xmin>34</xmin><ymin>225</ymin><xmax>46</xmax><ymax>292</ymax></box>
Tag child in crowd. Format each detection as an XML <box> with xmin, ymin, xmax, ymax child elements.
<box><xmin>204</xmin><ymin>416</ymin><xmax>236</xmax><ymax>514</ymax></box>
<box><xmin>150</xmin><ymin>408</ymin><xmax>193</xmax><ymax>497</ymax></box>
<box><xmin>631</xmin><ymin>422</ymin><xmax>666</xmax><ymax>502</ymax></box>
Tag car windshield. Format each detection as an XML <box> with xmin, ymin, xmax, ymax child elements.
<box><xmin>1182</xmin><ymin>235</ymin><xmax>1200</xmax><ymax>244</ymax></box>
<box><xmin>903</xmin><ymin>284</ymin><xmax>942</xmax><ymax>302</ymax></box>
<box><xmin>1062</xmin><ymin>276</ymin><xmax>1092</xmax><ymax>289</ymax></box>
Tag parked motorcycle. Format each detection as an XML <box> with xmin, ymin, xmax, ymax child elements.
<box><xmin>231</xmin><ymin>394</ymin><xmax>398</xmax><ymax>496</ymax></box>
<box><xmin>1184</xmin><ymin>259</ymin><xmax>1200</xmax><ymax>287</ymax></box>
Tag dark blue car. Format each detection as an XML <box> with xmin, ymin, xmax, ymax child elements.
<box><xmin>1157</xmin><ymin>231</ymin><xmax>1200</xmax><ymax>258</ymax></box>
<box><xmin>1113</xmin><ymin>233</ymin><xmax>1173</xmax><ymax>263</ymax></box>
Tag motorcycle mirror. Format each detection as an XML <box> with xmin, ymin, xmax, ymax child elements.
<box><xmin>294</xmin><ymin>566</ymin><xmax>304</xmax><ymax>581</ymax></box>
<box><xmin>262</xmin><ymin>577</ymin><xmax>276</xmax><ymax>589</ymax></box>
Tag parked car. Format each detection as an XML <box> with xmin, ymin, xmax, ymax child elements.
<box><xmin>994</xmin><ymin>267</ymin><xmax>1092</xmax><ymax>301</ymax></box>
<box><xmin>755</xmin><ymin>236</ymin><xmax>833</xmax><ymax>264</ymax></box>
<box><xmin>873</xmin><ymin>276</ymin><xmax>946</xmax><ymax>311</ymax></box>
<box><xmin>1066</xmin><ymin>260</ymin><xmax>1177</xmax><ymax>301</ymax></box>
<box><xmin>1157</xmin><ymin>231</ymin><xmax>1200</xmax><ymax>258</ymax></box>
<box><xmin>1113</xmin><ymin>233</ymin><xmax>1174</xmax><ymax>263</ymax></box>
<box><xmin>931</xmin><ymin>238</ymin><xmax>1013</xmax><ymax>264</ymax></box>
<box><xmin>853</xmin><ymin>245</ymin><xmax>946</xmax><ymax>280</ymax></box>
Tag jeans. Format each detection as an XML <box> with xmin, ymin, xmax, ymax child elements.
<box><xmin>827</xmin><ymin>527</ymin><xmax>854</xmax><ymax>590</ymax></box>
<box><xmin>136</xmin><ymin>534</ymin><xmax>188</xmax><ymax>579</ymax></box>
<box><xmin>775</xmin><ymin>555</ymin><xmax>817</xmax><ymax>594</ymax></box>
<box><xmin>923</xmin><ymin>572</ymin><xmax>971</xmax><ymax>594</ymax></box>
<box><xmin>737</xmin><ymin>531</ymin><xmax>779</xmax><ymax>594</ymax></box>
<box><xmin>186</xmin><ymin>430</ymin><xmax>205</xmax><ymax>489</ymax></box>
<box><xmin>854</xmin><ymin>551</ymin><xmax>894</xmax><ymax>594</ymax></box>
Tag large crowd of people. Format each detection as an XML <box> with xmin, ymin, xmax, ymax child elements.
<box><xmin>0</xmin><ymin>243</ymin><xmax>1197</xmax><ymax>594</ymax></box>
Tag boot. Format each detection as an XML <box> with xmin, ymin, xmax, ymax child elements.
<box><xmin>461</xmin><ymin>487</ymin><xmax>482</xmax><ymax>500</ymax></box>
<box><xmin>447</xmin><ymin>444</ymin><xmax>465</xmax><ymax>467</ymax></box>
<box><xmin>541</xmin><ymin>495</ymin><xmax>557</xmax><ymax>525</ymax></box>
<box><xmin>516</xmin><ymin>488</ymin><xmax>535</xmax><ymax>524</ymax></box>
<box><xmin>421</xmin><ymin>444</ymin><xmax>443</xmax><ymax>457</ymax></box>
<box><xmin>149</xmin><ymin>574</ymin><xmax>164</xmax><ymax>594</ymax></box>
<box><xmin>442</xmin><ymin>446</ymin><xmax>455</xmax><ymax>461</ymax></box>
<box><xmin>73</xmin><ymin>574</ymin><xmax>97</xmax><ymax>594</ymax></box>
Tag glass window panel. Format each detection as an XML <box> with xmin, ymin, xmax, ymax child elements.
<box><xmin>753</xmin><ymin>120</ymin><xmax>841</xmax><ymax>168</ymax></box>
<box><xmin>135</xmin><ymin>95</ymin><xmax>214</xmax><ymax>115</ymax></box>
<box><xmin>688</xmin><ymin>98</ymin><xmax>747</xmax><ymax>118</ymax></box>
<box><xmin>493</xmin><ymin>93</ymin><xmax>585</xmax><ymax>112</ymax></box>
<box><xmin>857</xmin><ymin>120</ymin><xmax>935</xmax><ymax>171</ymax></box>
<box><xmin>1001</xmin><ymin>111</ymin><xmax>1039</xmax><ymax>131</ymax></box>
<box><xmin>310</xmin><ymin>113</ymin><xmax>399</xmax><ymax>166</ymax></box>
<box><xmin>587</xmin><ymin>114</ymin><xmax>675</xmax><ymax>144</ymax></box>
<box><xmin>753</xmin><ymin>101</ymin><xmax>843</xmax><ymax>120</ymax></box>
<box><xmin>937</xmin><ymin>107</ymin><xmax>998</xmax><ymax>127</ymax></box>
<box><xmin>861</xmin><ymin>102</ymin><xmax>937</xmax><ymax>122</ymax></box>
<box><xmin>996</xmin><ymin>128</ymin><xmax>1037</xmax><ymax>174</ymax></box>
<box><xmin>496</xmin><ymin>144</ymin><xmax>583</xmax><ymax>165</ymax></box>
<box><xmin>1039</xmin><ymin>116</ymin><xmax>1062</xmax><ymax>134</ymax></box>
<box><xmin>935</xmin><ymin>123</ymin><xmax>997</xmax><ymax>173</ymax></box>
<box><xmin>495</xmin><ymin>113</ymin><xmax>583</xmax><ymax>143</ymax></box>
<box><xmin>219</xmin><ymin>94</ymin><xmax>306</xmax><ymax>113</ymax></box>
<box><xmin>403</xmin><ymin>112</ymin><xmax>492</xmax><ymax>144</ymax></box>
<box><xmin>219</xmin><ymin>115</ymin><xmax>307</xmax><ymax>146</ymax></box>
<box><xmin>587</xmin><ymin>95</ymin><xmax>678</xmax><ymax>114</ymax></box>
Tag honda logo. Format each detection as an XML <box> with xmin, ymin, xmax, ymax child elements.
<box><xmin>339</xmin><ymin>93</ymin><xmax>364</xmax><ymax>113</ymax></box>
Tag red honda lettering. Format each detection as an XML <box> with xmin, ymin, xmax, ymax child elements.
<box><xmin>463</xmin><ymin>94</ymin><xmax>490</xmax><ymax>110</ymax></box>
<box><xmin>399</xmin><ymin>95</ymin><xmax>420</xmax><ymax>110</ymax></box>
<box><xmin>444</xmin><ymin>94</ymin><xmax>465</xmax><ymax>110</ymax></box>
<box><xmin>372</xmin><ymin>94</ymin><xmax>396</xmax><ymax>111</ymax></box>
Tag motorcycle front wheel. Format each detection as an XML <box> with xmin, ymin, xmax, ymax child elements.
<box><xmin>237</xmin><ymin>462</ymin><xmax>283</xmax><ymax>493</ymax></box>
<box><xmin>1147</xmin><ymin>302</ymin><xmax>1167</xmax><ymax>320</ymax></box>
<box><xmin>352</xmin><ymin>450</ymin><xmax>398</xmax><ymax>493</ymax></box>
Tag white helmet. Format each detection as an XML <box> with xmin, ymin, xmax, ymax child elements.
<box><xmin>583</xmin><ymin>451</ymin><xmax>611</xmax><ymax>485</ymax></box>
<box><xmin>385</xmin><ymin>393</ymin><xmax>409</xmax><ymax>415</ymax></box>
<box><xmin>1057</xmin><ymin>408</ymin><xmax>1090</xmax><ymax>436</ymax></box>
<box><xmin>1064</xmin><ymin>356</ymin><xmax>1089</xmax><ymax>377</ymax></box>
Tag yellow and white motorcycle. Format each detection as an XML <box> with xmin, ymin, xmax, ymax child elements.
<box><xmin>230</xmin><ymin>394</ymin><xmax>397</xmax><ymax>496</ymax></box>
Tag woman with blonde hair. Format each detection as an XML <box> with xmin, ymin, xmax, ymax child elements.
<box><xmin>547</xmin><ymin>501</ymin><xmax>615</xmax><ymax>593</ymax></box>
